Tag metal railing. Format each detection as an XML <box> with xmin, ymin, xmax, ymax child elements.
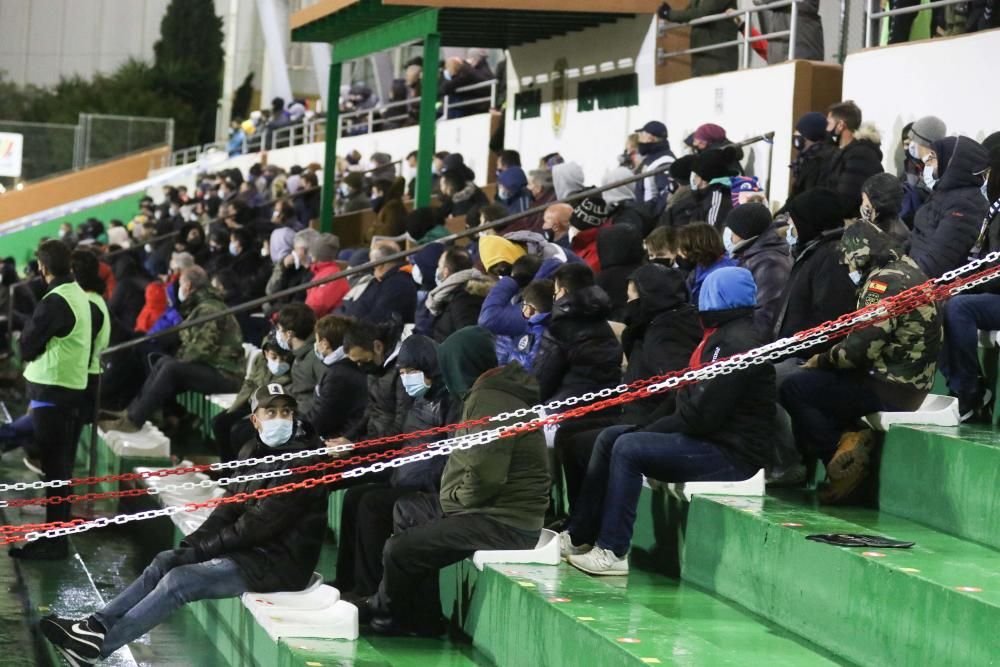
<box><xmin>863</xmin><ymin>0</ymin><xmax>969</xmax><ymax>48</ymax></box>
<box><xmin>657</xmin><ymin>0</ymin><xmax>801</xmax><ymax>69</ymax></box>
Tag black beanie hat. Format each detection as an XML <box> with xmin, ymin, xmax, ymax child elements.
<box><xmin>861</xmin><ymin>173</ymin><xmax>904</xmax><ymax>217</ymax></box>
<box><xmin>785</xmin><ymin>188</ymin><xmax>844</xmax><ymax>245</ymax></box>
<box><xmin>692</xmin><ymin>147</ymin><xmax>736</xmax><ymax>182</ymax></box>
<box><xmin>726</xmin><ymin>203</ymin><xmax>772</xmax><ymax>239</ymax></box>
<box><xmin>570</xmin><ymin>196</ymin><xmax>608</xmax><ymax>230</ymax></box>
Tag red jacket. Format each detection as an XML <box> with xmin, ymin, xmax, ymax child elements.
<box><xmin>571</xmin><ymin>224</ymin><xmax>609</xmax><ymax>274</ymax></box>
<box><xmin>135</xmin><ymin>281</ymin><xmax>168</xmax><ymax>333</ymax></box>
<box><xmin>306</xmin><ymin>261</ymin><xmax>350</xmax><ymax>317</ymax></box>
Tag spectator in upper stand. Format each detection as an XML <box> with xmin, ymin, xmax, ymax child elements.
<box><xmin>860</xmin><ymin>174</ymin><xmax>911</xmax><ymax>247</ymax></box>
<box><xmin>633</xmin><ymin>121</ymin><xmax>676</xmax><ymax>220</ymax></box>
<box><xmin>227</xmin><ymin>228</ymin><xmax>270</xmax><ymax>302</ymax></box>
<box><xmin>440</xmin><ymin>170</ymin><xmax>489</xmax><ymax>218</ymax></box>
<box><xmin>466</xmin><ymin>48</ymin><xmax>494</xmax><ymax>79</ymax></box>
<box><xmin>304</xmin><ymin>234</ymin><xmax>349</xmax><ymax>318</ymax></box>
<box><xmin>724</xmin><ymin>203</ymin><xmax>792</xmax><ymax>335</ymax></box>
<box><xmin>676</xmin><ymin>223</ymin><xmax>737</xmax><ymax>306</ymax></box>
<box><xmin>534</xmin><ymin>262</ymin><xmax>622</xmax><ymax>404</ymax></box>
<box><xmin>98</xmin><ymin>267</ymin><xmax>244</xmax><ymax>435</ymax></box>
<box><xmin>266</xmin><ymin>229</ymin><xmax>318</xmax><ymax>311</ymax></box>
<box><xmin>275</xmin><ymin>303</ymin><xmax>327</xmax><ymax>416</ymax></box>
<box><xmin>773</xmin><ymin>188</ymin><xmax>857</xmax><ymax>349</ymax></box>
<box><xmin>371</xmin><ymin>177</ymin><xmax>407</xmax><ymax>240</ymax></box>
<box><xmin>496</xmin><ymin>166</ymin><xmax>533</xmax><ymax>215</ymax></box>
<box><xmin>690</xmin><ymin>146</ymin><xmax>740</xmax><ymax>230</ymax></box>
<box><xmin>343</xmin><ymin>243</ymin><xmax>418</xmax><ymax>324</ymax></box>
<box><xmin>821</xmin><ymin>100</ymin><xmax>885</xmax><ymax>218</ymax></box>
<box><xmin>415</xmin><ymin>248</ymin><xmax>487</xmax><ymax>343</ymax></box>
<box><xmin>57</xmin><ymin>222</ymin><xmax>78</xmax><ymax>247</ymax></box>
<box><xmin>909</xmin><ymin>136</ymin><xmax>990</xmax><ymax>278</ymax></box>
<box><xmin>269</xmin><ymin>201</ymin><xmax>300</xmax><ymax>262</ymax></box>
<box><xmin>552</xmin><ymin>161</ymin><xmax>587</xmax><ymax>201</ymax></box>
<box><xmin>496</xmin><ymin>149</ymin><xmax>521</xmax><ymax>176</ymax></box>
<box><xmin>408</xmin><ymin>242</ymin><xmax>447</xmax><ymax>306</ymax></box>
<box><xmin>109</xmin><ymin>254</ymin><xmax>151</xmax><ymax>333</ymax></box>
<box><xmin>780</xmin><ymin>221</ymin><xmax>942</xmax><ymax>504</ymax></box>
<box><xmin>337</xmin><ymin>172</ymin><xmax>370</xmax><ymax>216</ymax></box>
<box><xmin>658</xmin><ymin>0</ymin><xmax>738</xmax><ymax>76</ymax></box>
<box><xmin>754</xmin><ymin>0</ymin><xmax>823</xmax><ymax>62</ymax></box>
<box><xmin>503</xmin><ymin>169</ymin><xmax>555</xmax><ymax>234</ymax></box>
<box><xmin>303</xmin><ymin>314</ymin><xmax>368</xmax><ymax>438</ymax></box>
<box><xmin>296</xmin><ymin>172</ymin><xmax>322</xmax><ymax>227</ymax></box>
<box><xmin>602</xmin><ymin>167</ymin><xmax>647</xmax><ymax>235</ymax></box>
<box><xmin>340</xmin><ymin>319</ymin><xmax>411</xmax><ymax>442</ymax></box>
<box><xmin>440</xmin><ymin>56</ymin><xmax>491</xmax><ymax>119</ymax></box>
<box><xmin>789</xmin><ymin>111</ymin><xmax>838</xmax><ymax>199</ymax></box>
<box><xmin>569</xmin><ymin>196</ymin><xmax>611</xmax><ymax>273</ymax></box>
<box><xmin>542</xmin><ymin>203</ymin><xmax>574</xmax><ymax>248</ymax></box>
<box><xmin>211</xmin><ymin>337</ymin><xmax>293</xmax><ymax>462</ymax></box>
<box><xmin>644</xmin><ymin>226</ymin><xmax>682</xmax><ymax>268</ymax></box>
<box><xmin>562</xmin><ymin>267</ymin><xmax>774</xmax><ymax>575</ymax></box>
<box><xmin>596</xmin><ymin>224</ymin><xmax>645</xmax><ymax>322</ymax></box>
<box><xmin>690</xmin><ymin>123</ymin><xmax>744</xmax><ymax>175</ymax></box>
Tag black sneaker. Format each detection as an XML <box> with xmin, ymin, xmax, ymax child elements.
<box><xmin>39</xmin><ymin>615</ymin><xmax>104</xmax><ymax>665</ymax></box>
<box><xmin>959</xmin><ymin>388</ymin><xmax>994</xmax><ymax>423</ymax></box>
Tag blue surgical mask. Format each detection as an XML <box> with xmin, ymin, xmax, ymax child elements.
<box><xmin>401</xmin><ymin>371</ymin><xmax>430</xmax><ymax>398</ymax></box>
<box><xmin>258</xmin><ymin>418</ymin><xmax>293</xmax><ymax>447</ymax></box>
<box><xmin>434</xmin><ymin>268</ymin><xmax>446</xmax><ymax>286</ymax></box>
<box><xmin>722</xmin><ymin>227</ymin><xmax>736</xmax><ymax>254</ymax></box>
<box><xmin>785</xmin><ymin>225</ymin><xmax>797</xmax><ymax>247</ymax></box>
<box><xmin>267</xmin><ymin>359</ymin><xmax>290</xmax><ymax>376</ymax></box>
<box><xmin>922</xmin><ymin>165</ymin><xmax>938</xmax><ymax>191</ymax></box>
<box><xmin>907</xmin><ymin>142</ymin><xmax>920</xmax><ymax>160</ymax></box>
<box><xmin>848</xmin><ymin>270</ymin><xmax>863</xmax><ymax>286</ymax></box>
<box><xmin>276</xmin><ymin>330</ymin><xmax>291</xmax><ymax>351</ymax></box>
<box><xmin>177</xmin><ymin>286</ymin><xmax>188</xmax><ymax>303</ymax></box>
<box><xmin>229</xmin><ymin>241</ymin><xmax>240</xmax><ymax>256</ymax></box>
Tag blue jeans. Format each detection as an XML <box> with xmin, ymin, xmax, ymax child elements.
<box><xmin>567</xmin><ymin>425</ymin><xmax>755</xmax><ymax>557</ymax></box>
<box><xmin>93</xmin><ymin>550</ymin><xmax>248</xmax><ymax>658</ymax></box>
<box><xmin>940</xmin><ymin>294</ymin><xmax>1000</xmax><ymax>401</ymax></box>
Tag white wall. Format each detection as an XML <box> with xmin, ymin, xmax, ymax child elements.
<box><xmin>842</xmin><ymin>29</ymin><xmax>1000</xmax><ymax>175</ymax></box>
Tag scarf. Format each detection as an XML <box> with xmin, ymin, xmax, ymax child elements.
<box><xmin>968</xmin><ymin>196</ymin><xmax>1000</xmax><ymax>260</ymax></box>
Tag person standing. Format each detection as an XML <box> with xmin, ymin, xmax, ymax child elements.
<box><xmin>821</xmin><ymin>101</ymin><xmax>885</xmax><ymax>218</ymax></box>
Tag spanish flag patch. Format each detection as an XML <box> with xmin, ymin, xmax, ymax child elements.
<box><xmin>868</xmin><ymin>280</ymin><xmax>888</xmax><ymax>294</ymax></box>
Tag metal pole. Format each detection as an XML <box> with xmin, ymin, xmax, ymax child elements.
<box><xmin>742</xmin><ymin>10</ymin><xmax>752</xmax><ymax>69</ymax></box>
<box><xmin>788</xmin><ymin>0</ymin><xmax>798</xmax><ymax>60</ymax></box>
<box><xmin>864</xmin><ymin>0</ymin><xmax>874</xmax><ymax>48</ymax></box>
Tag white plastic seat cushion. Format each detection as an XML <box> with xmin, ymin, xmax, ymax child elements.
<box><xmin>864</xmin><ymin>394</ymin><xmax>960</xmax><ymax>431</ymax></box>
<box><xmin>207</xmin><ymin>394</ymin><xmax>237</xmax><ymax>411</ymax></box>
<box><xmin>253</xmin><ymin>599</ymin><xmax>359</xmax><ymax>641</ymax></box>
<box><xmin>661</xmin><ymin>469</ymin><xmax>766</xmax><ymax>502</ymax></box>
<box><xmin>101</xmin><ymin>422</ymin><xmax>170</xmax><ymax>458</ymax></box>
<box><xmin>472</xmin><ymin>528</ymin><xmax>561</xmax><ymax>571</ymax></box>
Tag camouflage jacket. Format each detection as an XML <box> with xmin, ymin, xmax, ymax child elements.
<box><xmin>817</xmin><ymin>221</ymin><xmax>942</xmax><ymax>392</ymax></box>
<box><xmin>177</xmin><ymin>287</ymin><xmax>245</xmax><ymax>380</ymax></box>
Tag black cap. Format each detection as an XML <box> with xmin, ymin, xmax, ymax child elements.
<box><xmin>635</xmin><ymin>121</ymin><xmax>668</xmax><ymax>139</ymax></box>
<box><xmin>250</xmin><ymin>383</ymin><xmax>296</xmax><ymax>412</ymax></box>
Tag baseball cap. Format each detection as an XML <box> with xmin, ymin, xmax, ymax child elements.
<box><xmin>250</xmin><ymin>383</ymin><xmax>296</xmax><ymax>412</ymax></box>
<box><xmin>635</xmin><ymin>121</ymin><xmax>668</xmax><ymax>139</ymax></box>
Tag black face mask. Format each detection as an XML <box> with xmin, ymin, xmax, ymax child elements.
<box><xmin>542</xmin><ymin>229</ymin><xmax>555</xmax><ymax>242</ymax></box>
<box><xmin>637</xmin><ymin>141</ymin><xmax>663</xmax><ymax>157</ymax></box>
<box><xmin>623</xmin><ymin>299</ymin><xmax>643</xmax><ymax>326</ymax></box>
<box><xmin>356</xmin><ymin>360</ymin><xmax>382</xmax><ymax>375</ymax></box>
<box><xmin>792</xmin><ymin>135</ymin><xmax>806</xmax><ymax>152</ymax></box>
<box><xmin>675</xmin><ymin>256</ymin><xmax>697</xmax><ymax>272</ymax></box>
<box><xmin>827</xmin><ymin>127</ymin><xmax>841</xmax><ymax>145</ymax></box>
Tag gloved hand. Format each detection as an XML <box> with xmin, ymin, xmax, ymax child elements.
<box><xmin>658</xmin><ymin>3</ymin><xmax>673</xmax><ymax>20</ymax></box>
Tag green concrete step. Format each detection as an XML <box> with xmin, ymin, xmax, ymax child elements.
<box><xmin>683</xmin><ymin>494</ymin><xmax>1000</xmax><ymax>667</ymax></box>
<box><xmin>879</xmin><ymin>424</ymin><xmax>1000</xmax><ymax>550</ymax></box>
<box><xmin>440</xmin><ymin>559</ymin><xmax>844</xmax><ymax>666</ymax></box>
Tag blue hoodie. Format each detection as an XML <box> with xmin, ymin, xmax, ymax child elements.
<box><xmin>688</xmin><ymin>254</ymin><xmax>738</xmax><ymax>306</ymax></box>
<box><xmin>698</xmin><ymin>266</ymin><xmax>758</xmax><ymax>312</ymax></box>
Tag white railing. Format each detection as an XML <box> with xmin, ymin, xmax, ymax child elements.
<box><xmin>863</xmin><ymin>0</ymin><xmax>969</xmax><ymax>48</ymax></box>
<box><xmin>657</xmin><ymin>0</ymin><xmax>801</xmax><ymax>69</ymax></box>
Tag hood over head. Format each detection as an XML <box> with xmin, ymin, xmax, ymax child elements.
<box><xmin>398</xmin><ymin>334</ymin><xmax>441</xmax><ymax>378</ymax></box>
<box><xmin>410</xmin><ymin>242</ymin><xmax>446</xmax><ymax>290</ymax></box>
<box><xmin>601</xmin><ymin>167</ymin><xmax>637</xmax><ymax>205</ymax></box>
<box><xmin>839</xmin><ymin>219</ymin><xmax>900</xmax><ymax>276</ymax></box>
<box><xmin>597</xmin><ymin>223</ymin><xmax>644</xmax><ymax>269</ymax></box>
<box><xmin>437</xmin><ymin>326</ymin><xmax>497</xmax><ymax>398</ymax></box>
<box><xmin>932</xmin><ymin>135</ymin><xmax>989</xmax><ymax>192</ymax></box>
<box><xmin>552</xmin><ymin>284</ymin><xmax>613</xmax><ymax>321</ymax></box>
<box><xmin>479</xmin><ymin>235</ymin><xmax>526</xmax><ymax>272</ymax></box>
<box><xmin>497</xmin><ymin>166</ymin><xmax>528</xmax><ymax>192</ymax></box>
<box><xmin>552</xmin><ymin>162</ymin><xmax>586</xmax><ymax>200</ymax></box>
<box><xmin>698</xmin><ymin>266</ymin><xmax>757</xmax><ymax>313</ymax></box>
<box><xmin>628</xmin><ymin>263</ymin><xmax>689</xmax><ymax>320</ymax></box>
<box><xmin>785</xmin><ymin>187</ymin><xmax>844</xmax><ymax>246</ymax></box>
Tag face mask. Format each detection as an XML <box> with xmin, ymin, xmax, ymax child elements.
<box><xmin>792</xmin><ymin>135</ymin><xmax>805</xmax><ymax>152</ymax></box>
<box><xmin>542</xmin><ymin>229</ymin><xmax>555</xmax><ymax>242</ymax></box>
<box><xmin>177</xmin><ymin>287</ymin><xmax>188</xmax><ymax>303</ymax></box>
<box><xmin>568</xmin><ymin>226</ymin><xmax>580</xmax><ymax>242</ymax></box>
<box><xmin>258</xmin><ymin>418</ymin><xmax>293</xmax><ymax>447</ymax></box>
<box><xmin>498</xmin><ymin>187</ymin><xmax>511</xmax><ymax>201</ymax></box>
<box><xmin>260</xmin><ymin>246</ymin><xmax>269</xmax><ymax>258</ymax></box>
<box><xmin>229</xmin><ymin>242</ymin><xmax>240</xmax><ymax>256</ymax></box>
<box><xmin>357</xmin><ymin>360</ymin><xmax>382</xmax><ymax>375</ymax></box>
<box><xmin>276</xmin><ymin>329</ymin><xmax>292</xmax><ymax>351</ymax></box>
<box><xmin>848</xmin><ymin>270</ymin><xmax>863</xmax><ymax>286</ymax></box>
<box><xmin>922</xmin><ymin>165</ymin><xmax>938</xmax><ymax>191</ymax></box>
<box><xmin>145</xmin><ymin>243</ymin><xmax>153</xmax><ymax>254</ymax></box>
<box><xmin>623</xmin><ymin>299</ymin><xmax>643</xmax><ymax>326</ymax></box>
<box><xmin>370</xmin><ymin>196</ymin><xmax>384</xmax><ymax>212</ymax></box>
<box><xmin>267</xmin><ymin>359</ymin><xmax>290</xmax><ymax>376</ymax></box>
<box><xmin>637</xmin><ymin>141</ymin><xmax>658</xmax><ymax>157</ymax></box>
<box><xmin>401</xmin><ymin>371</ymin><xmax>430</xmax><ymax>398</ymax></box>
<box><xmin>338</xmin><ymin>183</ymin><xmax>351</xmax><ymax>197</ymax></box>
<box><xmin>722</xmin><ymin>227</ymin><xmax>736</xmax><ymax>254</ymax></box>
<box><xmin>675</xmin><ymin>256</ymin><xmax>697</xmax><ymax>272</ymax></box>
<box><xmin>860</xmin><ymin>203</ymin><xmax>875</xmax><ymax>224</ymax></box>
<box><xmin>907</xmin><ymin>143</ymin><xmax>920</xmax><ymax>160</ymax></box>
<box><xmin>827</xmin><ymin>127</ymin><xmax>841</xmax><ymax>145</ymax></box>
<box><xmin>59</xmin><ymin>230</ymin><xmax>68</xmax><ymax>239</ymax></box>
<box><xmin>411</xmin><ymin>264</ymin><xmax>423</xmax><ymax>285</ymax></box>
<box><xmin>786</xmin><ymin>225</ymin><xmax>797</xmax><ymax>247</ymax></box>
<box><xmin>434</xmin><ymin>268</ymin><xmax>446</xmax><ymax>286</ymax></box>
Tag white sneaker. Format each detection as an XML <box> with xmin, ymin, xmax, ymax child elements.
<box><xmin>567</xmin><ymin>547</ymin><xmax>629</xmax><ymax>576</ymax></box>
<box><xmin>558</xmin><ymin>531</ymin><xmax>591</xmax><ymax>559</ymax></box>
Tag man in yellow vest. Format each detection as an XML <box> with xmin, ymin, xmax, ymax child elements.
<box><xmin>10</xmin><ymin>240</ymin><xmax>99</xmax><ymax>560</ymax></box>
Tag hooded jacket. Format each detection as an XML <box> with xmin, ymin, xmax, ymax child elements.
<box><xmin>437</xmin><ymin>328</ymin><xmax>549</xmax><ymax>531</ymax></box>
<box><xmin>688</xmin><ymin>254</ymin><xmax>738</xmax><ymax>306</ymax></box>
<box><xmin>816</xmin><ymin>220</ymin><xmax>942</xmax><ymax>409</ymax></box>
<box><xmin>346</xmin><ymin>327</ymin><xmax>413</xmax><ymax>441</ymax></box>
<box><xmin>305</xmin><ymin>261</ymin><xmax>350</xmax><ymax>317</ymax></box>
<box><xmin>693</xmin><ymin>180</ymin><xmax>734</xmax><ymax>231</ymax></box>
<box><xmin>182</xmin><ymin>426</ymin><xmax>330</xmax><ymax>593</ymax></box>
<box><xmin>732</xmin><ymin>226</ymin><xmax>793</xmax><ymax>335</ymax></box>
<box><xmin>909</xmin><ymin>136</ymin><xmax>990</xmax><ymax>278</ymax></box>
<box><xmin>415</xmin><ymin>268</ymin><xmax>488</xmax><ymax>343</ymax></box>
<box><xmin>789</xmin><ymin>141</ymin><xmax>837</xmax><ymax>199</ymax></box>
<box><xmin>570</xmin><ymin>223</ymin><xmax>608</xmax><ymax>274</ymax></box>
<box><xmin>229</xmin><ymin>352</ymin><xmax>292</xmax><ymax>413</ymax></box>
<box><xmin>289</xmin><ymin>338</ymin><xmax>328</xmax><ymax>415</ymax></box>
<box><xmin>634</xmin><ymin>141</ymin><xmax>676</xmax><ymax>220</ymax></box>
<box><xmin>474</xmin><ymin>269</ymin><xmax>555</xmax><ymax>371</ymax></box>
<box><xmin>552</xmin><ymin>162</ymin><xmax>586</xmax><ymax>201</ymax></box>
<box><xmin>621</xmin><ymin>264</ymin><xmax>703</xmax><ymax>425</ymax></box>
<box><xmin>533</xmin><ymin>285</ymin><xmax>623</xmax><ymax>403</ymax></box>
<box><xmin>109</xmin><ymin>254</ymin><xmax>150</xmax><ymax>332</ymax></box>
<box><xmin>176</xmin><ymin>286</ymin><xmax>244</xmax><ymax>380</ymax></box>
<box><xmin>822</xmin><ymin>124</ymin><xmax>885</xmax><ymax>218</ymax></box>
<box><xmin>303</xmin><ymin>354</ymin><xmax>368</xmax><ymax>438</ymax></box>
<box><xmin>595</xmin><ymin>224</ymin><xmax>645</xmax><ymax>322</ymax></box>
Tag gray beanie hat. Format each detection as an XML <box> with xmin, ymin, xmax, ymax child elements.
<box><xmin>909</xmin><ymin>116</ymin><xmax>947</xmax><ymax>148</ymax></box>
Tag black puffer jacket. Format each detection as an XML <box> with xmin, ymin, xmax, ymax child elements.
<box><xmin>643</xmin><ymin>307</ymin><xmax>776</xmax><ymax>471</ymax></box>
<box><xmin>596</xmin><ymin>224</ymin><xmax>645</xmax><ymax>322</ymax></box>
<box><xmin>621</xmin><ymin>264</ymin><xmax>702</xmax><ymax>425</ymax></box>
<box><xmin>303</xmin><ymin>357</ymin><xmax>368</xmax><ymax>438</ymax></box>
<box><xmin>533</xmin><ymin>285</ymin><xmax>623</xmax><ymax>404</ymax></box>
<box><xmin>732</xmin><ymin>226</ymin><xmax>793</xmax><ymax>335</ymax></box>
<box><xmin>909</xmin><ymin>136</ymin><xmax>989</xmax><ymax>278</ymax></box>
<box><xmin>345</xmin><ymin>333</ymin><xmax>413</xmax><ymax>441</ymax></box>
<box><xmin>822</xmin><ymin>125</ymin><xmax>885</xmax><ymax>218</ymax></box>
<box><xmin>183</xmin><ymin>428</ymin><xmax>329</xmax><ymax>593</ymax></box>
<box><xmin>789</xmin><ymin>142</ymin><xmax>837</xmax><ymax>199</ymax></box>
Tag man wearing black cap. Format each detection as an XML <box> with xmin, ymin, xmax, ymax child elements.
<box><xmin>40</xmin><ymin>384</ymin><xmax>330</xmax><ymax>665</ymax></box>
<box><xmin>633</xmin><ymin>121</ymin><xmax>676</xmax><ymax>221</ymax></box>
<box><xmin>789</xmin><ymin>111</ymin><xmax>837</xmax><ymax>199</ymax></box>
<box><xmin>724</xmin><ymin>203</ymin><xmax>792</xmax><ymax>334</ymax></box>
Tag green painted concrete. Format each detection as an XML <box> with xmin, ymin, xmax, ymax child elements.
<box><xmin>683</xmin><ymin>494</ymin><xmax>1000</xmax><ymax>667</ymax></box>
<box><xmin>880</xmin><ymin>424</ymin><xmax>1000</xmax><ymax>550</ymax></box>
<box><xmin>1</xmin><ymin>193</ymin><xmax>143</xmax><ymax>266</ymax></box>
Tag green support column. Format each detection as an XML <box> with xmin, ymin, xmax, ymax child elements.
<box><xmin>414</xmin><ymin>32</ymin><xmax>440</xmax><ymax>208</ymax></box>
<box><xmin>319</xmin><ymin>59</ymin><xmax>342</xmax><ymax>233</ymax></box>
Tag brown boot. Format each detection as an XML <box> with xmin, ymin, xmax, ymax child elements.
<box><xmin>98</xmin><ymin>416</ymin><xmax>141</xmax><ymax>434</ymax></box>
<box><xmin>818</xmin><ymin>467</ymin><xmax>871</xmax><ymax>505</ymax></box>
<box><xmin>826</xmin><ymin>429</ymin><xmax>876</xmax><ymax>481</ymax></box>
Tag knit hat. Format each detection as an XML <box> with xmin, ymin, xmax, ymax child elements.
<box><xmin>478</xmin><ymin>235</ymin><xmax>526</xmax><ymax>272</ymax></box>
<box><xmin>698</xmin><ymin>267</ymin><xmax>757</xmax><ymax>312</ymax></box>
<box><xmin>795</xmin><ymin>112</ymin><xmax>828</xmax><ymax>142</ymax></box>
<box><xmin>342</xmin><ymin>171</ymin><xmax>363</xmax><ymax>191</ymax></box>
<box><xmin>442</xmin><ymin>153</ymin><xmax>475</xmax><ymax>181</ymax></box>
<box><xmin>725</xmin><ymin>203</ymin><xmax>772</xmax><ymax>240</ymax></box>
<box><xmin>308</xmin><ymin>233</ymin><xmax>341</xmax><ymax>263</ymax></box>
<box><xmin>785</xmin><ymin>187</ymin><xmax>844</xmax><ymax>245</ymax></box>
<box><xmin>861</xmin><ymin>173</ymin><xmax>904</xmax><ymax>217</ymax></box>
<box><xmin>909</xmin><ymin>116</ymin><xmax>947</xmax><ymax>148</ymax></box>
<box><xmin>569</xmin><ymin>196</ymin><xmax>608</xmax><ymax>230</ymax></box>
<box><xmin>691</xmin><ymin>148</ymin><xmax>733</xmax><ymax>182</ymax></box>
<box><xmin>694</xmin><ymin>123</ymin><xmax>727</xmax><ymax>145</ymax></box>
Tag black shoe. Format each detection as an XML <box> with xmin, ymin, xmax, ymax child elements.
<box><xmin>39</xmin><ymin>615</ymin><xmax>103</xmax><ymax>665</ymax></box>
<box><xmin>341</xmin><ymin>593</ymin><xmax>377</xmax><ymax>625</ymax></box>
<box><xmin>370</xmin><ymin>614</ymin><xmax>445</xmax><ymax>637</ymax></box>
<box><xmin>959</xmin><ymin>388</ymin><xmax>994</xmax><ymax>423</ymax></box>
<box><xmin>9</xmin><ymin>537</ymin><xmax>69</xmax><ymax>560</ymax></box>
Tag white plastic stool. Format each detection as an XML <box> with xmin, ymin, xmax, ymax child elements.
<box><xmin>207</xmin><ymin>394</ymin><xmax>237</xmax><ymax>411</ymax></box>
<box><xmin>101</xmin><ymin>423</ymin><xmax>171</xmax><ymax>458</ymax></box>
<box><xmin>663</xmin><ymin>469</ymin><xmax>766</xmax><ymax>502</ymax></box>
<box><xmin>254</xmin><ymin>599</ymin><xmax>359</xmax><ymax>641</ymax></box>
<box><xmin>472</xmin><ymin>528</ymin><xmax>561</xmax><ymax>571</ymax></box>
<box><xmin>864</xmin><ymin>394</ymin><xmax>960</xmax><ymax>431</ymax></box>
<box><xmin>242</xmin><ymin>574</ymin><xmax>336</xmax><ymax>612</ymax></box>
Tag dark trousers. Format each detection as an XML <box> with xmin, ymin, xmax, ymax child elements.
<box><xmin>553</xmin><ymin>416</ymin><xmax>618</xmax><ymax>515</ymax></box>
<box><xmin>373</xmin><ymin>492</ymin><xmax>538</xmax><ymax>629</ymax></box>
<box><xmin>128</xmin><ymin>357</ymin><xmax>238</xmax><ymax>425</ymax></box>
<box><xmin>567</xmin><ymin>425</ymin><xmax>754</xmax><ymax>556</ymax></box>
<box><xmin>940</xmin><ymin>294</ymin><xmax>1000</xmax><ymax>402</ymax></box>
<box><xmin>211</xmin><ymin>406</ymin><xmax>251</xmax><ymax>462</ymax></box>
<box><xmin>33</xmin><ymin>405</ymin><xmax>84</xmax><ymax>524</ymax></box>
<box><xmin>333</xmin><ymin>483</ymin><xmax>412</xmax><ymax>596</ymax></box>
<box><xmin>780</xmin><ymin>369</ymin><xmax>900</xmax><ymax>462</ymax></box>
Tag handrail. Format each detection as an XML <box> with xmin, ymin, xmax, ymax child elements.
<box><xmin>657</xmin><ymin>0</ymin><xmax>801</xmax><ymax>68</ymax></box>
<box><xmin>863</xmin><ymin>0</ymin><xmax>969</xmax><ymax>48</ymax></box>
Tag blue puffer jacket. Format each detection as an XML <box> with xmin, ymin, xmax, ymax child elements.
<box><xmin>496</xmin><ymin>312</ymin><xmax>550</xmax><ymax>371</ymax></box>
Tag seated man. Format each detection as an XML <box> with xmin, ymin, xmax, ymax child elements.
<box><xmin>99</xmin><ymin>267</ymin><xmax>244</xmax><ymax>434</ymax></box>
<box><xmin>353</xmin><ymin>327</ymin><xmax>550</xmax><ymax>635</ymax></box>
<box><xmin>780</xmin><ymin>220</ymin><xmax>942</xmax><ymax>503</ymax></box>
<box><xmin>413</xmin><ymin>247</ymin><xmax>487</xmax><ymax>343</ymax></box>
<box><xmin>343</xmin><ymin>243</ymin><xmax>418</xmax><ymax>325</ymax></box>
<box><xmin>341</xmin><ymin>319</ymin><xmax>411</xmax><ymax>442</ymax></box>
<box><xmin>302</xmin><ymin>314</ymin><xmax>368</xmax><ymax>438</ymax></box>
<box><xmin>41</xmin><ymin>384</ymin><xmax>330</xmax><ymax>664</ymax></box>
<box><xmin>276</xmin><ymin>303</ymin><xmax>327</xmax><ymax>416</ymax></box>
<box><xmin>562</xmin><ymin>267</ymin><xmax>774</xmax><ymax>575</ymax></box>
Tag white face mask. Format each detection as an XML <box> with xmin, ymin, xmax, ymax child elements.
<box><xmin>922</xmin><ymin>165</ymin><xmax>938</xmax><ymax>191</ymax></box>
<box><xmin>276</xmin><ymin>329</ymin><xmax>292</xmax><ymax>350</ymax></box>
<box><xmin>258</xmin><ymin>418</ymin><xmax>293</xmax><ymax>447</ymax></box>
<box><xmin>785</xmin><ymin>225</ymin><xmax>797</xmax><ymax>247</ymax></box>
<box><xmin>177</xmin><ymin>286</ymin><xmax>188</xmax><ymax>303</ymax></box>
<box><xmin>568</xmin><ymin>226</ymin><xmax>580</xmax><ymax>242</ymax></box>
<box><xmin>723</xmin><ymin>227</ymin><xmax>736</xmax><ymax>254</ymax></box>
<box><xmin>267</xmin><ymin>358</ymin><xmax>290</xmax><ymax>376</ymax></box>
<box><xmin>434</xmin><ymin>268</ymin><xmax>446</xmax><ymax>286</ymax></box>
<box><xmin>411</xmin><ymin>263</ymin><xmax>423</xmax><ymax>286</ymax></box>
<box><xmin>907</xmin><ymin>142</ymin><xmax>921</xmax><ymax>160</ymax></box>
<box><xmin>848</xmin><ymin>269</ymin><xmax>863</xmax><ymax>285</ymax></box>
